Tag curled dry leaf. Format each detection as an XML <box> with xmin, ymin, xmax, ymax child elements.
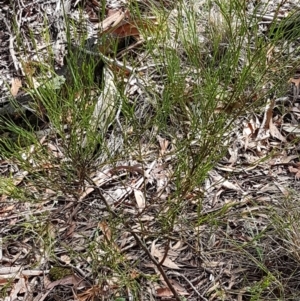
<box><xmin>98</xmin><ymin>221</ymin><xmax>112</xmax><ymax>242</ymax></box>
<box><xmin>99</xmin><ymin>9</ymin><xmax>127</xmax><ymax>34</ymax></box>
<box><xmin>269</xmin><ymin>118</ymin><xmax>286</xmax><ymax>142</ymax></box>
<box><xmin>157</xmin><ymin>135</ymin><xmax>170</xmax><ymax>156</ymax></box>
<box><xmin>10</xmin><ymin>77</ymin><xmax>22</xmax><ymax>96</ymax></box>
<box><xmin>289</xmin><ymin>77</ymin><xmax>300</xmax><ymax>102</ymax></box>
<box><xmin>134</xmin><ymin>189</ymin><xmax>145</xmax><ymax>211</ymax></box>
<box><xmin>288</xmin><ymin>164</ymin><xmax>300</xmax><ymax>179</ymax></box>
<box><xmin>150</xmin><ymin>241</ymin><xmax>181</xmax><ymax>269</ymax></box>
<box><xmin>60</xmin><ymin>254</ymin><xmax>71</xmax><ymax>264</ymax></box>
<box><xmin>101</xmin><ymin>8</ymin><xmax>156</xmax><ymax>42</ymax></box>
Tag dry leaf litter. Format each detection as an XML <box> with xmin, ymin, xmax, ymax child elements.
<box><xmin>1</xmin><ymin>0</ymin><xmax>300</xmax><ymax>300</ymax></box>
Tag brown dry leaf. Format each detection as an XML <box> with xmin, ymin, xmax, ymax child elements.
<box><xmin>60</xmin><ymin>255</ymin><xmax>71</xmax><ymax>264</ymax></box>
<box><xmin>46</xmin><ymin>142</ymin><xmax>63</xmax><ymax>158</ymax></box>
<box><xmin>106</xmin><ymin>9</ymin><xmax>120</xmax><ymax>18</ymax></box>
<box><xmin>0</xmin><ymin>205</ymin><xmax>15</xmax><ymax>214</ymax></box>
<box><xmin>169</xmin><ymin>278</ymin><xmax>189</xmax><ymax>296</ymax></box>
<box><xmin>269</xmin><ymin>118</ymin><xmax>286</xmax><ymax>142</ymax></box>
<box><xmin>118</xmin><ymin>18</ymin><xmax>157</xmax><ymax>40</ymax></box>
<box><xmin>112</xmin><ymin>22</ymin><xmax>140</xmax><ymax>38</ymax></box>
<box><xmin>208</xmin><ymin>170</ymin><xmax>242</xmax><ymax>192</ymax></box>
<box><xmin>134</xmin><ymin>189</ymin><xmax>145</xmax><ymax>211</ymax></box>
<box><xmin>130</xmin><ymin>269</ymin><xmax>140</xmax><ymax>280</ymax></box>
<box><xmin>79</xmin><ymin>170</ymin><xmax>111</xmax><ymax>201</ymax></box>
<box><xmin>10</xmin><ymin>78</ymin><xmax>22</xmax><ymax>96</ymax></box>
<box><xmin>246</xmin><ymin>121</ymin><xmax>255</xmax><ymax>135</ymax></box>
<box><xmin>150</xmin><ymin>241</ymin><xmax>181</xmax><ymax>269</ymax></box>
<box><xmin>65</xmin><ymin>222</ymin><xmax>76</xmax><ymax>238</ymax></box>
<box><xmin>103</xmin><ymin>9</ymin><xmax>156</xmax><ymax>41</ymax></box>
<box><xmin>262</xmin><ymin>99</ymin><xmax>274</xmax><ymax>130</ymax></box>
<box><xmin>77</xmin><ymin>285</ymin><xmax>102</xmax><ymax>301</ymax></box>
<box><xmin>289</xmin><ymin>77</ymin><xmax>300</xmax><ymax>102</ymax></box>
<box><xmin>109</xmin><ymin>64</ymin><xmax>131</xmax><ymax>77</ymax></box>
<box><xmin>12</xmin><ymin>170</ymin><xmax>28</xmax><ymax>186</ymax></box>
<box><xmin>98</xmin><ymin>221</ymin><xmax>121</xmax><ymax>254</ymax></box>
<box><xmin>282</xmin><ymin>124</ymin><xmax>300</xmax><ymax>135</ymax></box>
<box><xmin>98</xmin><ymin>221</ymin><xmax>112</xmax><ymax>242</ymax></box>
<box><xmin>288</xmin><ymin>164</ymin><xmax>300</xmax><ymax>179</ymax></box>
<box><xmin>274</xmin><ymin>154</ymin><xmax>299</xmax><ymax>164</ymax></box>
<box><xmin>161</xmin><ymin>258</ymin><xmax>180</xmax><ymax>270</ymax></box>
<box><xmin>22</xmin><ymin>270</ymin><xmax>44</xmax><ymax>276</ymax></box>
<box><xmin>243</xmin><ymin>120</ymin><xmax>257</xmax><ymax>150</ymax></box>
<box><xmin>228</xmin><ymin>142</ymin><xmax>238</xmax><ymax>165</ymax></box>
<box><xmin>9</xmin><ymin>276</ymin><xmax>27</xmax><ymax>300</ymax></box>
<box><xmin>157</xmin><ymin>135</ymin><xmax>169</xmax><ymax>156</ymax></box>
<box><xmin>46</xmin><ymin>274</ymin><xmax>84</xmax><ymax>289</ymax></box>
<box><xmin>21</xmin><ymin>61</ymin><xmax>38</xmax><ymax>78</ymax></box>
<box><xmin>0</xmin><ymin>278</ymin><xmax>10</xmax><ymax>285</ymax></box>
<box><xmin>0</xmin><ymin>266</ymin><xmax>22</xmax><ymax>275</ymax></box>
<box><xmin>171</xmin><ymin>240</ymin><xmax>184</xmax><ymax>250</ymax></box>
<box><xmin>274</xmin><ymin>182</ymin><xmax>290</xmax><ymax>197</ymax></box>
<box><xmin>99</xmin><ymin>9</ymin><xmax>127</xmax><ymax>34</ymax></box>
<box><xmin>156</xmin><ymin>287</ymin><xmax>173</xmax><ymax>297</ymax></box>
<box><xmin>255</xmin><ymin>98</ymin><xmax>273</xmax><ymax>141</ymax></box>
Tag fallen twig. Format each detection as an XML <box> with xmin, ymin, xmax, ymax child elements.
<box><xmin>85</xmin><ymin>176</ymin><xmax>182</xmax><ymax>301</ymax></box>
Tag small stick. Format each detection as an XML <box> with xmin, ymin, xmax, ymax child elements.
<box><xmin>86</xmin><ymin>176</ymin><xmax>182</xmax><ymax>301</ymax></box>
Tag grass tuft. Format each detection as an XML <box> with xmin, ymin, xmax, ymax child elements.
<box><xmin>2</xmin><ymin>0</ymin><xmax>300</xmax><ymax>299</ymax></box>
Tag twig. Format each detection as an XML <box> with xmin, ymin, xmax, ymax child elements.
<box><xmin>85</xmin><ymin>176</ymin><xmax>182</xmax><ymax>301</ymax></box>
<box><xmin>158</xmin><ymin>236</ymin><xmax>171</xmax><ymax>267</ymax></box>
<box><xmin>2</xmin><ymin>15</ymin><xmax>20</xmax><ymax>73</ymax></box>
<box><xmin>0</xmin><ymin>208</ymin><xmax>57</xmax><ymax>222</ymax></box>
<box><xmin>168</xmin><ymin>271</ymin><xmax>209</xmax><ymax>301</ymax></box>
<box><xmin>69</xmin><ymin>41</ymin><xmax>152</xmax><ymax>74</ymax></box>
<box><xmin>115</xmin><ymin>95</ymin><xmax>123</xmax><ymax>131</ymax></box>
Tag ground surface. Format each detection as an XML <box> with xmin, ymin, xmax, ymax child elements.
<box><xmin>1</xmin><ymin>0</ymin><xmax>300</xmax><ymax>300</ymax></box>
